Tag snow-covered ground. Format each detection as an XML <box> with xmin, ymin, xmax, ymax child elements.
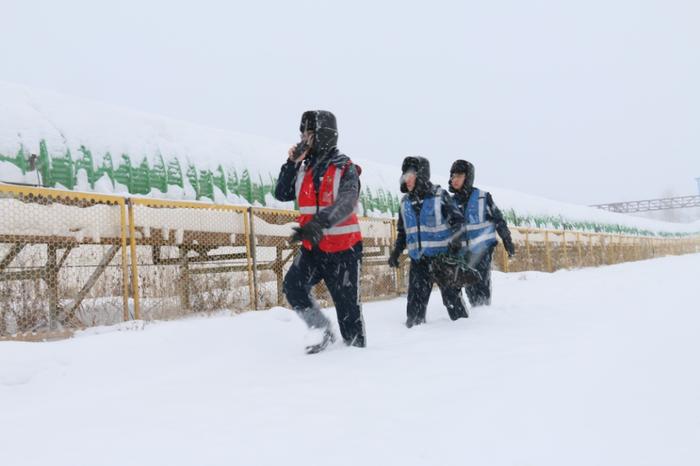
<box><xmin>1</xmin><ymin>254</ymin><xmax>699</xmax><ymax>466</ymax></box>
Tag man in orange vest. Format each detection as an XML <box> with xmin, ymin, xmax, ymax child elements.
<box><xmin>274</xmin><ymin>110</ymin><xmax>366</xmax><ymax>354</ymax></box>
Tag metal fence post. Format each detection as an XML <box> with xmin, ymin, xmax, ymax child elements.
<box><xmin>243</xmin><ymin>207</ymin><xmax>258</xmax><ymax>310</ymax></box>
<box><xmin>388</xmin><ymin>218</ymin><xmax>397</xmax><ymax>295</ymax></box>
<box><xmin>561</xmin><ymin>231</ymin><xmax>568</xmax><ymax>268</ymax></box>
<box><xmin>501</xmin><ymin>241</ymin><xmax>510</xmax><ymax>273</ymax></box>
<box><xmin>127</xmin><ymin>199</ymin><xmax>141</xmax><ymax>320</ymax></box>
<box><xmin>119</xmin><ymin>201</ymin><xmax>130</xmax><ymax>321</ymax></box>
<box><xmin>246</xmin><ymin>207</ymin><xmax>259</xmax><ymax>310</ymax></box>
<box><xmin>618</xmin><ymin>235</ymin><xmax>624</xmax><ymax>263</ymax></box>
<box><xmin>525</xmin><ymin>228</ymin><xmax>531</xmax><ymax>269</ymax></box>
<box><xmin>576</xmin><ymin>232</ymin><xmax>583</xmax><ymax>267</ymax></box>
<box><xmin>601</xmin><ymin>234</ymin><xmax>606</xmax><ymax>263</ymax></box>
<box><xmin>544</xmin><ymin>230</ymin><xmax>553</xmax><ymax>272</ymax></box>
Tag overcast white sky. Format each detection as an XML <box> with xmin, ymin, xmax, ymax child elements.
<box><xmin>2</xmin><ymin>0</ymin><xmax>699</xmax><ymax>204</ymax></box>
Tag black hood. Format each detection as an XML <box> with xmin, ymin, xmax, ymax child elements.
<box><xmin>448</xmin><ymin>159</ymin><xmax>474</xmax><ymax>194</ymax></box>
<box><xmin>300</xmin><ymin>110</ymin><xmax>338</xmax><ymax>158</ymax></box>
<box><xmin>400</xmin><ymin>156</ymin><xmax>431</xmax><ymax>195</ymax></box>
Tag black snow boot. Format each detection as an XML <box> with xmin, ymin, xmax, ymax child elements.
<box><xmin>405</xmin><ymin>316</ymin><xmax>426</xmax><ymax>328</ymax></box>
<box><xmin>345</xmin><ymin>333</ymin><xmax>366</xmax><ymax>348</ymax></box>
<box><xmin>305</xmin><ymin>328</ymin><xmax>336</xmax><ymax>355</ymax></box>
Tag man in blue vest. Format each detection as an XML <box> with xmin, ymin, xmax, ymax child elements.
<box><xmin>449</xmin><ymin>159</ymin><xmax>515</xmax><ymax>307</ymax></box>
<box><xmin>387</xmin><ymin>156</ymin><xmax>468</xmax><ymax>327</ymax></box>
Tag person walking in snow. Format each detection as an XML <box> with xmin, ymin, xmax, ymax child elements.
<box><xmin>387</xmin><ymin>156</ymin><xmax>468</xmax><ymax>327</ymax></box>
<box><xmin>448</xmin><ymin>159</ymin><xmax>515</xmax><ymax>307</ymax></box>
<box><xmin>274</xmin><ymin>110</ymin><xmax>366</xmax><ymax>353</ymax></box>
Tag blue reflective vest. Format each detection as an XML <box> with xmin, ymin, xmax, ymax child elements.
<box><xmin>402</xmin><ymin>189</ymin><xmax>452</xmax><ymax>260</ymax></box>
<box><xmin>462</xmin><ymin>188</ymin><xmax>498</xmax><ymax>256</ymax></box>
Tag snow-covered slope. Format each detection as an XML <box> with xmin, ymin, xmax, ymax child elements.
<box><xmin>2</xmin><ymin>253</ymin><xmax>699</xmax><ymax>466</ymax></box>
<box><xmin>1</xmin><ymin>80</ymin><xmax>698</xmax><ymax>235</ymax></box>
<box><xmin>0</xmin><ymin>80</ymin><xmax>398</xmax><ymax>212</ymax></box>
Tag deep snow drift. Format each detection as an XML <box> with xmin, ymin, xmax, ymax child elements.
<box><xmin>1</xmin><ymin>254</ymin><xmax>699</xmax><ymax>466</ymax></box>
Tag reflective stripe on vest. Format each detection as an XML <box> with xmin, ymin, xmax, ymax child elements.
<box><xmin>463</xmin><ymin>188</ymin><xmax>497</xmax><ymax>254</ymax></box>
<box><xmin>407</xmin><ymin>239</ymin><xmax>451</xmax><ymax>250</ymax></box>
<box><xmin>324</xmin><ymin>223</ymin><xmax>362</xmax><ymax>235</ymax></box>
<box><xmin>332</xmin><ymin>166</ymin><xmax>343</xmax><ymax>200</ymax></box>
<box><xmin>295</xmin><ymin>164</ymin><xmax>307</xmax><ymax>201</ymax></box>
<box><xmin>402</xmin><ymin>189</ymin><xmax>451</xmax><ymax>260</ymax></box>
<box><xmin>299</xmin><ymin>205</ymin><xmax>327</xmax><ymax>214</ymax></box>
<box><xmin>294</xmin><ymin>161</ymin><xmax>362</xmax><ymax>252</ymax></box>
<box><xmin>405</xmin><ymin>223</ymin><xmax>450</xmax><ymax>235</ymax></box>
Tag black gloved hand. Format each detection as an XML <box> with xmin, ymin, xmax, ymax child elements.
<box><xmin>461</xmin><ymin>265</ymin><xmax>482</xmax><ymax>286</ymax></box>
<box><xmin>448</xmin><ymin>235</ymin><xmax>463</xmax><ymax>255</ymax></box>
<box><xmin>505</xmin><ymin>240</ymin><xmax>515</xmax><ymax>258</ymax></box>
<box><xmin>290</xmin><ymin>219</ymin><xmax>324</xmax><ymax>246</ymax></box>
<box><xmin>388</xmin><ymin>248</ymin><xmax>401</xmax><ymax>268</ymax></box>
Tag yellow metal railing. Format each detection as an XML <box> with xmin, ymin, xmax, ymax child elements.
<box><xmin>126</xmin><ymin>197</ymin><xmax>252</xmax><ymax>321</ymax></box>
<box><xmin>0</xmin><ymin>184</ymin><xmax>131</xmax><ymax>335</ymax></box>
<box><xmin>1</xmin><ymin>184</ymin><xmax>699</xmax><ymax>338</ymax></box>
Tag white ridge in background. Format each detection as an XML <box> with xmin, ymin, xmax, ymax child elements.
<box><xmin>0</xmin><ymin>80</ymin><xmax>698</xmax><ymax>234</ymax></box>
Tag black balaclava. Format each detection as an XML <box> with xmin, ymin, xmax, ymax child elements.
<box><xmin>400</xmin><ymin>156</ymin><xmax>431</xmax><ymax>197</ymax></box>
<box><xmin>448</xmin><ymin>159</ymin><xmax>475</xmax><ymax>194</ymax></box>
<box><xmin>300</xmin><ymin>110</ymin><xmax>338</xmax><ymax>159</ymax></box>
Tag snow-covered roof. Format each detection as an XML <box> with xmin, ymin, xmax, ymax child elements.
<box><xmin>1</xmin><ymin>80</ymin><xmax>698</xmax><ymax>236</ymax></box>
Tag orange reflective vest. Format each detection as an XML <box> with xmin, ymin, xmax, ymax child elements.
<box><xmin>295</xmin><ymin>161</ymin><xmax>362</xmax><ymax>252</ymax></box>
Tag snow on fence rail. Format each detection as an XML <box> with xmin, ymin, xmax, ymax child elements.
<box><xmin>1</xmin><ymin>184</ymin><xmax>699</xmax><ymax>339</ymax></box>
<box><xmin>4</xmin><ymin>141</ymin><xmax>700</xmax><ymax>238</ymax></box>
